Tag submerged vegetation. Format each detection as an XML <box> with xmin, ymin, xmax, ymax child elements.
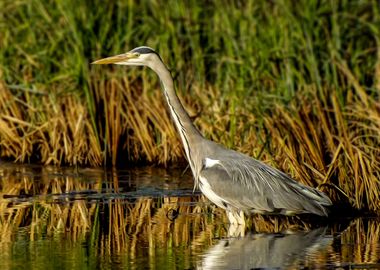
<box><xmin>0</xmin><ymin>1</ymin><xmax>379</xmax><ymax>213</ymax></box>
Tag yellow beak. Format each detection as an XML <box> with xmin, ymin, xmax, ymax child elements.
<box><xmin>91</xmin><ymin>52</ymin><xmax>137</xmax><ymax>65</ymax></box>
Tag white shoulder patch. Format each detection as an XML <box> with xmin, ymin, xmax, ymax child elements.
<box><xmin>204</xmin><ymin>158</ymin><xmax>221</xmax><ymax>168</ymax></box>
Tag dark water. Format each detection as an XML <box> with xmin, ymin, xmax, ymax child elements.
<box><xmin>0</xmin><ymin>163</ymin><xmax>379</xmax><ymax>269</ymax></box>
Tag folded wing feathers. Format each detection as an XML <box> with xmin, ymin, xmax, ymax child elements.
<box><xmin>213</xmin><ymin>156</ymin><xmax>332</xmax><ymax>216</ymax></box>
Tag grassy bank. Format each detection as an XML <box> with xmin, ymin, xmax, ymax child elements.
<box><xmin>0</xmin><ymin>1</ymin><xmax>379</xmax><ymax>213</ymax></box>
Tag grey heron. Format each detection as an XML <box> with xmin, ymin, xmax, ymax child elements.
<box><xmin>92</xmin><ymin>46</ymin><xmax>332</xmax><ymax>225</ymax></box>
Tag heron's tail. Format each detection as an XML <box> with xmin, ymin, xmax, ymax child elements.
<box><xmin>297</xmin><ymin>185</ymin><xmax>332</xmax><ymax>216</ymax></box>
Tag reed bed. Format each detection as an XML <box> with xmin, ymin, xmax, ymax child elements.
<box><xmin>0</xmin><ymin>0</ymin><xmax>379</xmax><ymax>214</ymax></box>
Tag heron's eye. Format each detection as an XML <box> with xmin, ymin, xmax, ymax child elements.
<box><xmin>133</xmin><ymin>52</ymin><xmax>140</xmax><ymax>57</ymax></box>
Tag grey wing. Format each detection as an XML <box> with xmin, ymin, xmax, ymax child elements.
<box><xmin>199</xmin><ymin>154</ymin><xmax>332</xmax><ymax>216</ymax></box>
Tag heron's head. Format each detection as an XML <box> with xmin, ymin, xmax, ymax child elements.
<box><xmin>92</xmin><ymin>46</ymin><xmax>162</xmax><ymax>68</ymax></box>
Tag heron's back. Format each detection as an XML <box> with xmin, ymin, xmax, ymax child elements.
<box><xmin>196</xmin><ymin>142</ymin><xmax>332</xmax><ymax>216</ymax></box>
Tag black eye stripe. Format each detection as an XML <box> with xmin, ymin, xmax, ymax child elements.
<box><xmin>131</xmin><ymin>46</ymin><xmax>156</xmax><ymax>54</ymax></box>
<box><xmin>130</xmin><ymin>46</ymin><xmax>164</xmax><ymax>63</ymax></box>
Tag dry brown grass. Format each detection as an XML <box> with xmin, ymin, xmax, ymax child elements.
<box><xmin>92</xmin><ymin>76</ymin><xmax>182</xmax><ymax>165</ymax></box>
<box><xmin>262</xmin><ymin>93</ymin><xmax>380</xmax><ymax>213</ymax></box>
<box><xmin>0</xmin><ymin>75</ymin><xmax>184</xmax><ymax>166</ymax></box>
<box><xmin>0</xmin><ymin>79</ymin><xmax>102</xmax><ymax>165</ymax></box>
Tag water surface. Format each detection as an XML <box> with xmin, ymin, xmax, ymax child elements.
<box><xmin>0</xmin><ymin>163</ymin><xmax>379</xmax><ymax>269</ymax></box>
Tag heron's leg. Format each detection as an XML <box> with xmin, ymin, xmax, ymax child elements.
<box><xmin>235</xmin><ymin>210</ymin><xmax>245</xmax><ymax>226</ymax></box>
<box><xmin>227</xmin><ymin>210</ymin><xmax>238</xmax><ymax>225</ymax></box>
<box><xmin>227</xmin><ymin>224</ymin><xmax>245</xmax><ymax>237</ymax></box>
<box><xmin>226</xmin><ymin>210</ymin><xmax>245</xmax><ymax>226</ymax></box>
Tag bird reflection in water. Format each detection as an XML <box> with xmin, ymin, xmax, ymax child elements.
<box><xmin>197</xmin><ymin>227</ymin><xmax>331</xmax><ymax>270</ymax></box>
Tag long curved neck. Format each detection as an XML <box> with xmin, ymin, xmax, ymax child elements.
<box><xmin>149</xmin><ymin>59</ymin><xmax>203</xmax><ymax>169</ymax></box>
